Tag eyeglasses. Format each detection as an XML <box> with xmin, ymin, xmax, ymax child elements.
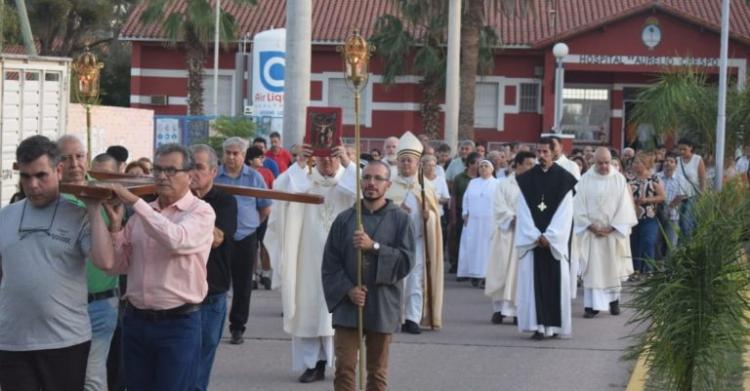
<box><xmin>152</xmin><ymin>165</ymin><xmax>191</xmax><ymax>177</ymax></box>
<box><xmin>362</xmin><ymin>175</ymin><xmax>389</xmax><ymax>183</ymax></box>
<box><xmin>18</xmin><ymin>198</ymin><xmax>60</xmax><ymax>240</ymax></box>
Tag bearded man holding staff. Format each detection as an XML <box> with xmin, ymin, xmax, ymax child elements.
<box><xmin>574</xmin><ymin>147</ymin><xmax>637</xmax><ymax>318</ymax></box>
<box><xmin>264</xmin><ymin>143</ymin><xmax>357</xmax><ymax>383</ymax></box>
<box><xmin>384</xmin><ymin>131</ymin><xmax>444</xmax><ymax>334</ymax></box>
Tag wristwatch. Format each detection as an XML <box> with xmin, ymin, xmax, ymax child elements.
<box><xmin>372</xmin><ymin>242</ymin><xmax>380</xmax><ymax>251</ymax></box>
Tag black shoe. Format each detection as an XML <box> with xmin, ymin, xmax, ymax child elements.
<box><xmin>609</xmin><ymin>300</ymin><xmax>621</xmax><ymax>316</ymax></box>
<box><xmin>513</xmin><ymin>316</ymin><xmax>518</xmax><ymax>325</ymax></box>
<box><xmin>260</xmin><ymin>276</ymin><xmax>272</xmax><ymax>290</ymax></box>
<box><xmin>471</xmin><ymin>278</ymin><xmax>479</xmax><ymax>287</ymax></box>
<box><xmin>401</xmin><ymin>320</ymin><xmax>422</xmax><ymax>334</ymax></box>
<box><xmin>456</xmin><ymin>277</ymin><xmax>468</xmax><ymax>282</ymax></box>
<box><xmin>491</xmin><ymin>312</ymin><xmax>504</xmax><ymax>324</ymax></box>
<box><xmin>583</xmin><ymin>307</ymin><xmax>599</xmax><ymax>319</ymax></box>
<box><xmin>448</xmin><ymin>264</ymin><xmax>458</xmax><ymax>274</ymax></box>
<box><xmin>298</xmin><ymin>366</ymin><xmax>324</xmax><ymax>383</ymax></box>
<box><xmin>530</xmin><ymin>331</ymin><xmax>544</xmax><ymax>341</ymax></box>
<box><xmin>229</xmin><ymin>330</ymin><xmax>244</xmax><ymax>345</ymax></box>
<box><xmin>251</xmin><ymin>280</ymin><xmax>259</xmax><ymax>290</ymax></box>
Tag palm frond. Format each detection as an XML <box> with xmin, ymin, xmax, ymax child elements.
<box><xmin>370</xmin><ymin>14</ymin><xmax>416</xmax><ymax>84</ymax></box>
<box><xmin>478</xmin><ymin>25</ymin><xmax>500</xmax><ymax>75</ymax></box>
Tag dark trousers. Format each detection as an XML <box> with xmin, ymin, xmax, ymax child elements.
<box><xmin>630</xmin><ymin>217</ymin><xmax>659</xmax><ymax>273</ymax></box>
<box><xmin>122</xmin><ymin>310</ymin><xmax>202</xmax><ymax>391</ymax></box>
<box><xmin>230</xmin><ymin>232</ymin><xmax>258</xmax><ymax>334</ymax></box>
<box><xmin>0</xmin><ymin>341</ymin><xmax>91</xmax><ymax>391</ymax></box>
<box><xmin>195</xmin><ymin>293</ymin><xmax>228</xmax><ymax>391</ymax></box>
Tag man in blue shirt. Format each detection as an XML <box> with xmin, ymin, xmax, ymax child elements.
<box><xmin>215</xmin><ymin>137</ymin><xmax>272</xmax><ymax>345</ymax></box>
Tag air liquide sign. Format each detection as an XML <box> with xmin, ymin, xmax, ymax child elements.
<box><xmin>252</xmin><ymin>28</ymin><xmax>285</xmax><ymax>131</ymax></box>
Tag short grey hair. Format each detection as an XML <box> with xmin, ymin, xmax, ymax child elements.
<box><xmin>420</xmin><ymin>154</ymin><xmax>437</xmax><ymax>164</ymax></box>
<box><xmin>155</xmin><ymin>143</ymin><xmax>194</xmax><ymax>170</ymax></box>
<box><xmin>189</xmin><ymin>144</ymin><xmax>219</xmax><ymax>168</ymax></box>
<box><xmin>223</xmin><ymin>137</ymin><xmax>249</xmax><ymax>152</ymax></box>
<box><xmin>56</xmin><ymin>134</ymin><xmax>85</xmax><ymax>150</ymax></box>
<box><xmin>486</xmin><ymin>150</ymin><xmax>501</xmax><ymax>160</ymax></box>
<box><xmin>365</xmin><ymin>160</ymin><xmax>391</xmax><ymax>180</ymax></box>
<box><xmin>459</xmin><ymin>139</ymin><xmax>475</xmax><ymax>148</ymax></box>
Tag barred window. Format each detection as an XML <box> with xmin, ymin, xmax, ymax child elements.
<box><xmin>519</xmin><ymin>83</ymin><xmax>540</xmax><ymax>113</ymax></box>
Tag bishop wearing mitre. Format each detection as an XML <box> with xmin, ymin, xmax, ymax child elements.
<box><xmin>385</xmin><ymin>131</ymin><xmax>444</xmax><ymax>334</ymax></box>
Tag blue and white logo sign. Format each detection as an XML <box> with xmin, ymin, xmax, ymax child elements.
<box><xmin>253</xmin><ymin>28</ymin><xmax>286</xmax><ymax>131</ymax></box>
<box><xmin>259</xmin><ymin>51</ymin><xmax>285</xmax><ymax>93</ymax></box>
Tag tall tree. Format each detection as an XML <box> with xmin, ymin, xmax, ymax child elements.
<box><xmin>458</xmin><ymin>0</ymin><xmax>533</xmax><ymax>140</ymax></box>
<box><xmin>140</xmin><ymin>0</ymin><xmax>255</xmax><ymax>115</ymax></box>
<box><xmin>370</xmin><ymin>0</ymin><xmax>448</xmax><ymax>139</ymax></box>
<box><xmin>370</xmin><ymin>0</ymin><xmax>498</xmax><ymax>139</ymax></box>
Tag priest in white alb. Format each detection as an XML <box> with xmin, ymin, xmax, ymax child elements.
<box><xmin>263</xmin><ymin>144</ymin><xmax>357</xmax><ymax>383</ymax></box>
<box><xmin>515</xmin><ymin>141</ymin><xmax>577</xmax><ymax>340</ymax></box>
<box><xmin>386</xmin><ymin>131</ymin><xmax>444</xmax><ymax>334</ymax></box>
<box><xmin>484</xmin><ymin>151</ymin><xmax>536</xmax><ymax>324</ymax></box>
<box><xmin>574</xmin><ymin>147</ymin><xmax>637</xmax><ymax>318</ymax></box>
<box><xmin>457</xmin><ymin>160</ymin><xmax>497</xmax><ymax>283</ymax></box>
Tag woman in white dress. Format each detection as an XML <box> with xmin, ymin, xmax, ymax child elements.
<box><xmin>458</xmin><ymin>160</ymin><xmax>498</xmax><ymax>285</ymax></box>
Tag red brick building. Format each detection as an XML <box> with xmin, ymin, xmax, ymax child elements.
<box><xmin>121</xmin><ymin>0</ymin><xmax>750</xmax><ymax>149</ymax></box>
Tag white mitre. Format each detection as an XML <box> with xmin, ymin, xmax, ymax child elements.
<box><xmin>397</xmin><ymin>130</ymin><xmax>423</xmax><ymax>158</ymax></box>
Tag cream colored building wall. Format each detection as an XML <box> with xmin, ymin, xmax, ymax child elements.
<box><xmin>67</xmin><ymin>104</ymin><xmax>155</xmax><ymax>161</ymax></box>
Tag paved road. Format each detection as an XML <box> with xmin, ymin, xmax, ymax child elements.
<box><xmin>208</xmin><ymin>277</ymin><xmax>639</xmax><ymax>391</ymax></box>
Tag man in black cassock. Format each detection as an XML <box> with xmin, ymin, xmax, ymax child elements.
<box><xmin>514</xmin><ymin>140</ymin><xmax>577</xmax><ymax>340</ymax></box>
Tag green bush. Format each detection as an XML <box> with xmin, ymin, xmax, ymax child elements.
<box><xmin>199</xmin><ymin>116</ymin><xmax>255</xmax><ymax>159</ymax></box>
<box><xmin>626</xmin><ymin>179</ymin><xmax>750</xmax><ymax>391</ymax></box>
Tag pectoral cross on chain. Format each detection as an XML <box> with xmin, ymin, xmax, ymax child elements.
<box><xmin>537</xmin><ymin>195</ymin><xmax>547</xmax><ymax>212</ymax></box>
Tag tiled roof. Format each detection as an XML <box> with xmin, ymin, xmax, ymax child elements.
<box><xmin>120</xmin><ymin>0</ymin><xmax>750</xmax><ymax>48</ymax></box>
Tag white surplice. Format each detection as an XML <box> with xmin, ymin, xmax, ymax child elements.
<box><xmin>264</xmin><ymin>163</ymin><xmax>357</xmax><ymax>371</ymax></box>
<box><xmin>458</xmin><ymin>176</ymin><xmax>498</xmax><ymax>278</ymax></box>
<box><xmin>515</xmin><ymin>191</ymin><xmax>574</xmax><ymax>337</ymax></box>
<box><xmin>484</xmin><ymin>174</ymin><xmax>521</xmax><ymax>316</ymax></box>
<box><xmin>555</xmin><ymin>155</ymin><xmax>582</xmax><ymax>299</ymax></box>
<box><xmin>573</xmin><ymin>169</ymin><xmax>637</xmax><ymax>312</ymax></box>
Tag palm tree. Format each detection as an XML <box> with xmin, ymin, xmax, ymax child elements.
<box><xmin>458</xmin><ymin>0</ymin><xmax>534</xmax><ymax>140</ymax></box>
<box><xmin>370</xmin><ymin>0</ymin><xmax>499</xmax><ymax>139</ymax></box>
<box><xmin>630</xmin><ymin>70</ymin><xmax>750</xmax><ymax>157</ymax></box>
<box><xmin>370</xmin><ymin>0</ymin><xmax>448</xmax><ymax>139</ymax></box>
<box><xmin>140</xmin><ymin>0</ymin><xmax>255</xmax><ymax>115</ymax></box>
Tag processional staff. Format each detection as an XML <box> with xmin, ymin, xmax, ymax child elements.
<box><xmin>338</xmin><ymin>29</ymin><xmax>374</xmax><ymax>391</ymax></box>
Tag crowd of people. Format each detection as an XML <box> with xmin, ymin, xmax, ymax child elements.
<box><xmin>1</xmin><ymin>127</ymin><xmax>749</xmax><ymax>391</ymax></box>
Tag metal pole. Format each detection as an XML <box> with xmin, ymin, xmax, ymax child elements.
<box><xmin>444</xmin><ymin>0</ymin><xmax>461</xmax><ymax>152</ymax></box>
<box><xmin>354</xmin><ymin>90</ymin><xmax>365</xmax><ymax>391</ymax></box>
<box><xmin>283</xmin><ymin>0</ymin><xmax>312</xmax><ymax>148</ymax></box>
<box><xmin>554</xmin><ymin>59</ymin><xmax>564</xmax><ymax>132</ymax></box>
<box><xmin>86</xmin><ymin>105</ymin><xmax>92</xmax><ymax>161</ymax></box>
<box><xmin>213</xmin><ymin>0</ymin><xmax>220</xmax><ymax>116</ymax></box>
<box><xmin>14</xmin><ymin>0</ymin><xmax>37</xmax><ymax>56</ymax></box>
<box><xmin>715</xmin><ymin>0</ymin><xmax>730</xmax><ymax>191</ymax></box>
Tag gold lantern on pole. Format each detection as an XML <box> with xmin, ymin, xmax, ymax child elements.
<box><xmin>338</xmin><ymin>29</ymin><xmax>373</xmax><ymax>391</ymax></box>
<box><xmin>71</xmin><ymin>46</ymin><xmax>103</xmax><ymax>161</ymax></box>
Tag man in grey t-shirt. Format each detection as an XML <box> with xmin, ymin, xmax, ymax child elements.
<box><xmin>0</xmin><ymin>135</ymin><xmax>115</xmax><ymax>390</ymax></box>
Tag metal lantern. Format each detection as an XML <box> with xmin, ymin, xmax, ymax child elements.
<box><xmin>71</xmin><ymin>46</ymin><xmax>104</xmax><ymax>160</ymax></box>
<box><xmin>341</xmin><ymin>30</ymin><xmax>373</xmax><ymax>92</ymax></box>
<box><xmin>72</xmin><ymin>47</ymin><xmax>103</xmax><ymax>100</ymax></box>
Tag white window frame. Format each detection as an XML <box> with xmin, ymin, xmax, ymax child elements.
<box><xmin>200</xmin><ymin>70</ymin><xmax>236</xmax><ymax>116</ymax></box>
<box><xmin>318</xmin><ymin>72</ymin><xmax>373</xmax><ymax>127</ymax></box>
<box><xmin>474</xmin><ymin>80</ymin><xmax>501</xmax><ymax>130</ymax></box>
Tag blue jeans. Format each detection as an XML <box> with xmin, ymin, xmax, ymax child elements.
<box><xmin>679</xmin><ymin>198</ymin><xmax>697</xmax><ymax>241</ymax></box>
<box><xmin>86</xmin><ymin>296</ymin><xmax>119</xmax><ymax>391</ymax></box>
<box><xmin>195</xmin><ymin>293</ymin><xmax>227</xmax><ymax>391</ymax></box>
<box><xmin>631</xmin><ymin>217</ymin><xmax>658</xmax><ymax>273</ymax></box>
<box><xmin>123</xmin><ymin>309</ymin><xmax>202</xmax><ymax>391</ymax></box>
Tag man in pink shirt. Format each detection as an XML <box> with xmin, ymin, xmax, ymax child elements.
<box><xmin>103</xmin><ymin>143</ymin><xmax>216</xmax><ymax>391</ymax></box>
<box><xmin>265</xmin><ymin>131</ymin><xmax>294</xmax><ymax>173</ymax></box>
